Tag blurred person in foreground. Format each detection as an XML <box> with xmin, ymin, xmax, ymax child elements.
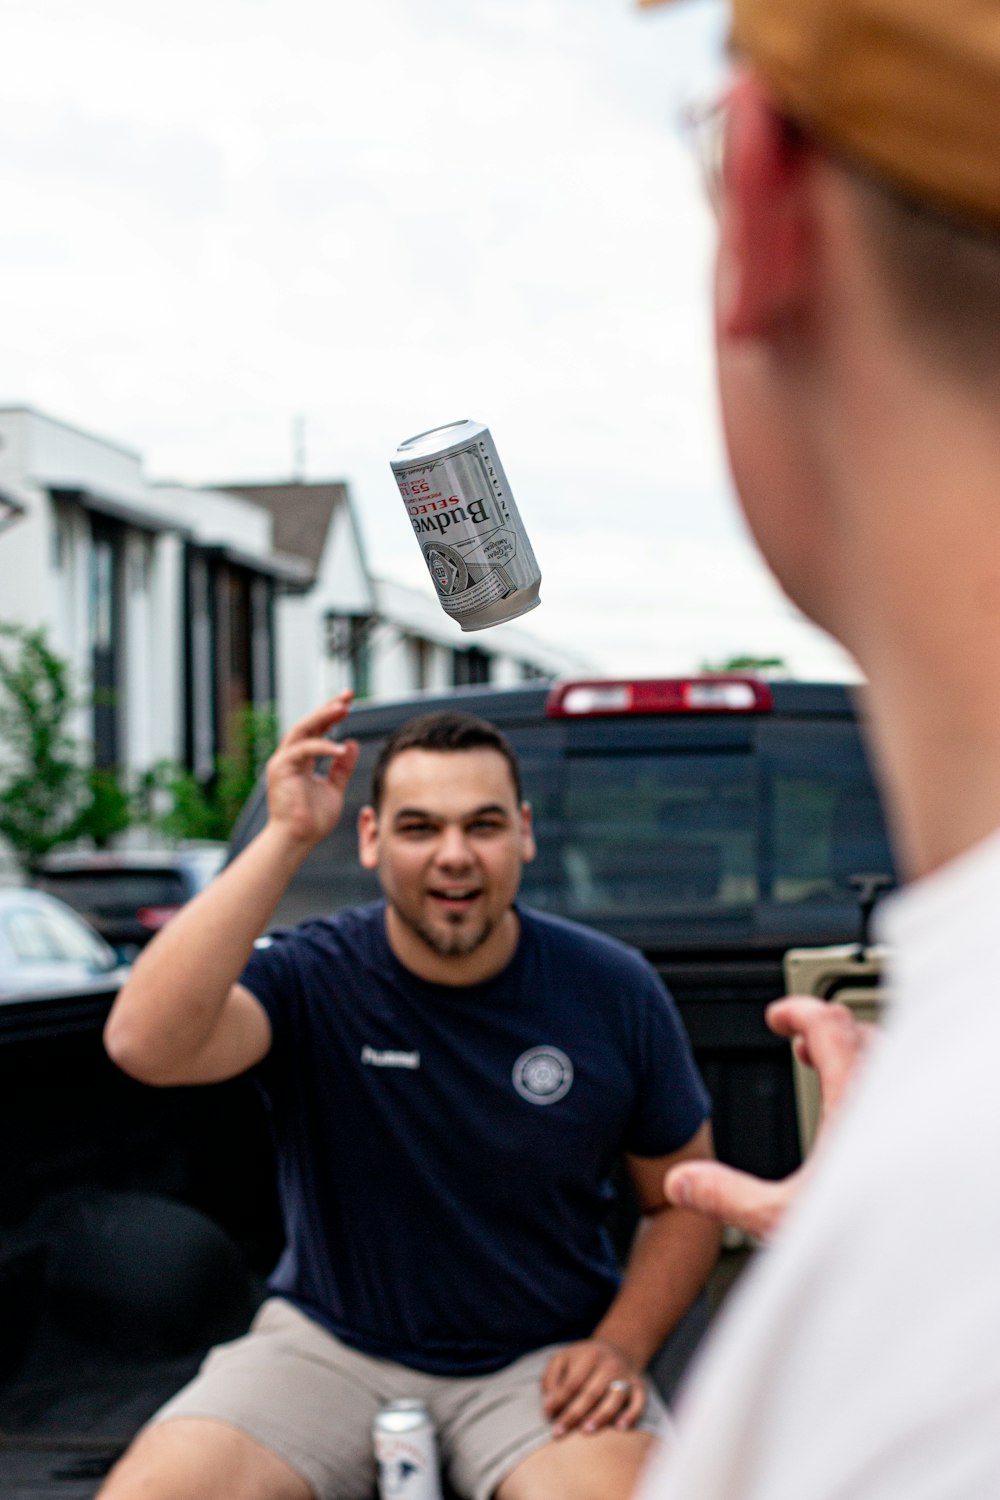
<box><xmin>633</xmin><ymin>0</ymin><xmax>1000</xmax><ymax>1495</ymax></box>
<box><xmin>98</xmin><ymin>698</ymin><xmax>719</xmax><ymax>1500</ymax></box>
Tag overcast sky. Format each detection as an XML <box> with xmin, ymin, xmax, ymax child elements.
<box><xmin>1</xmin><ymin>0</ymin><xmax>859</xmax><ymax>682</ymax></box>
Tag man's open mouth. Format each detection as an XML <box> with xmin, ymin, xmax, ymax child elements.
<box><xmin>429</xmin><ymin>887</ymin><xmax>482</xmax><ymax>909</ymax></box>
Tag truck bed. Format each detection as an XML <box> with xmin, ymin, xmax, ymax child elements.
<box><xmin>0</xmin><ymin>983</ymin><xmax>721</xmax><ymax>1500</ymax></box>
<box><xmin>0</xmin><ymin>984</ymin><xmax>277</xmax><ymax>1498</ymax></box>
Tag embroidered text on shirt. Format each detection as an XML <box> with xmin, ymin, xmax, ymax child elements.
<box><xmin>361</xmin><ymin>1046</ymin><xmax>421</xmax><ymax>1069</ymax></box>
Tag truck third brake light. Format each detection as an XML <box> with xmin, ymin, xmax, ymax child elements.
<box><xmin>546</xmin><ymin>677</ymin><xmax>774</xmax><ymax>717</ymax></box>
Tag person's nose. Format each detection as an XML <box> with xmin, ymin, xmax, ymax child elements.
<box><xmin>434</xmin><ymin>824</ymin><xmax>475</xmax><ymax>872</ymax></box>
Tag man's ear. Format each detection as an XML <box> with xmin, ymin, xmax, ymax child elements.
<box><xmin>520</xmin><ymin>801</ymin><xmax>537</xmax><ymax>864</ymax></box>
<box><xmin>717</xmin><ymin>71</ymin><xmax>815</xmax><ymax>339</ymax></box>
<box><xmin>358</xmin><ymin>805</ymin><xmax>379</xmax><ymax>870</ymax></box>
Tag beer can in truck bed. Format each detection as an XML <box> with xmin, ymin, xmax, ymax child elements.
<box><xmin>373</xmin><ymin>1398</ymin><xmax>444</xmax><ymax>1500</ymax></box>
<box><xmin>390</xmin><ymin>420</ymin><xmax>542</xmax><ymax>631</ymax></box>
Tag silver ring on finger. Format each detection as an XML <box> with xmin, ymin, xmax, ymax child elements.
<box><xmin>607</xmin><ymin>1378</ymin><xmax>631</xmax><ymax>1394</ymax></box>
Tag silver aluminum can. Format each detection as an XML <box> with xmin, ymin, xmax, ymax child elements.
<box><xmin>390</xmin><ymin>419</ymin><xmax>542</xmax><ymax>631</ymax></box>
<box><xmin>373</xmin><ymin>1398</ymin><xmax>444</xmax><ymax>1500</ymax></box>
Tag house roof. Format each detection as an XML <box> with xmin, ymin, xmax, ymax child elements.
<box><xmin>215</xmin><ymin>482</ymin><xmax>350</xmax><ymax>575</ymax></box>
<box><xmin>0</xmin><ymin>405</ymin><xmax>143</xmax><ymax>463</ymax></box>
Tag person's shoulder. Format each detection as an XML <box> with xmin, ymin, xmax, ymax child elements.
<box><xmin>519</xmin><ymin>907</ymin><xmax>652</xmax><ymax>978</ymax></box>
<box><xmin>256</xmin><ymin>901</ymin><xmax>385</xmax><ymax>957</ymax></box>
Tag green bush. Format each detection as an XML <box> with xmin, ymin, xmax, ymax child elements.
<box><xmin>144</xmin><ymin>705</ymin><xmax>278</xmax><ymax>844</ymax></box>
<box><xmin>0</xmin><ymin>619</ymin><xmax>277</xmax><ymax>861</ymax></box>
<box><xmin>71</xmin><ymin>765</ymin><xmax>134</xmax><ymax>849</ymax></box>
<box><xmin>0</xmin><ymin>622</ymin><xmax>85</xmax><ymax>871</ymax></box>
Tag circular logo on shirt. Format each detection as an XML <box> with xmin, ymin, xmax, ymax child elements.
<box><xmin>512</xmin><ymin>1046</ymin><xmax>574</xmax><ymax>1105</ymax></box>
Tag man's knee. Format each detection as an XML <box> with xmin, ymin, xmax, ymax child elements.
<box><xmin>97</xmin><ymin>1416</ymin><xmax>314</xmax><ymax>1500</ymax></box>
<box><xmin>495</xmin><ymin>1427</ymin><xmax>659</xmax><ymax>1500</ymax></box>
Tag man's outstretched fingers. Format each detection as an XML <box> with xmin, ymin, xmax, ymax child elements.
<box><xmin>665</xmin><ymin>1159</ymin><xmax>799</xmax><ymax>1242</ymax></box>
<box><xmin>766</xmin><ymin>997</ymin><xmax>872</xmax><ymax>1120</ymax></box>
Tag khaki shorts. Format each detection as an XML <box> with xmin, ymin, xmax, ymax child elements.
<box><xmin>150</xmin><ymin>1298</ymin><xmax>669</xmax><ymax>1500</ymax></box>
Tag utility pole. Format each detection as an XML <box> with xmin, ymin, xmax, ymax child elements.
<box><xmin>293</xmin><ymin>414</ymin><xmax>306</xmax><ymax>483</ymax></box>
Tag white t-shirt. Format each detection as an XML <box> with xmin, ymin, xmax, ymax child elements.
<box><xmin>638</xmin><ymin>826</ymin><xmax>1000</xmax><ymax>1500</ymax></box>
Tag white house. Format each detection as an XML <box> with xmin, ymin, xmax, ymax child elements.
<box><xmin>0</xmin><ymin>410</ymin><xmax>589</xmax><ymax>820</ymax></box>
<box><xmin>367</xmin><ymin>574</ymin><xmax>586</xmax><ymax>699</ymax></box>
<box><xmin>0</xmin><ymin>408</ymin><xmax>305</xmax><ymax>789</ymax></box>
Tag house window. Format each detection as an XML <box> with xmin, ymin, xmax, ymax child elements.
<box><xmin>89</xmin><ymin>517</ymin><xmax>124</xmax><ymax>768</ymax></box>
<box><xmin>130</xmin><ymin>537</ymin><xmax>154</xmax><ymax>594</ymax></box>
<box><xmin>453</xmin><ymin>647</ymin><xmax>492</xmax><ymax>687</ymax></box>
<box><xmin>217</xmin><ymin>566</ymin><xmax>253</xmax><ymax>758</ymax></box>
<box><xmin>325</xmin><ymin>613</ymin><xmax>375</xmax><ymax>699</ymax></box>
<box><xmin>409</xmin><ymin>635</ymin><xmax>432</xmax><ymax>691</ymax></box>
<box><xmin>186</xmin><ymin>551</ymin><xmax>215</xmax><ymax>781</ymax></box>
<box><xmin>51</xmin><ymin>507</ymin><xmax>73</xmax><ymax>572</ymax></box>
<box><xmin>184</xmin><ymin>548</ymin><xmax>276</xmax><ymax>778</ymax></box>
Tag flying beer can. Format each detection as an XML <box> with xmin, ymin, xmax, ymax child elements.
<box><xmin>390</xmin><ymin>419</ymin><xmax>542</xmax><ymax>631</ymax></box>
<box><xmin>373</xmin><ymin>1398</ymin><xmax>444</xmax><ymax>1500</ymax></box>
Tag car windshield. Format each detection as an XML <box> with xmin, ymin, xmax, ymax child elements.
<box><xmin>0</xmin><ymin>902</ymin><xmax>115</xmax><ymax>970</ymax></box>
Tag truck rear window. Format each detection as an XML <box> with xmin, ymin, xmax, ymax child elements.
<box><xmin>517</xmin><ymin>719</ymin><xmax>892</xmax><ymax>939</ymax></box>
<box><xmin>252</xmin><ymin>711</ymin><xmax>894</xmax><ymax>946</ymax></box>
<box><xmin>551</xmin><ymin>752</ymin><xmax>755</xmax><ymax>918</ymax></box>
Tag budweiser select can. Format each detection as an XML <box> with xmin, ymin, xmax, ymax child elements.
<box><xmin>390</xmin><ymin>420</ymin><xmax>542</xmax><ymax>631</ymax></box>
<box><xmin>373</xmin><ymin>1399</ymin><xmax>444</xmax><ymax>1500</ymax></box>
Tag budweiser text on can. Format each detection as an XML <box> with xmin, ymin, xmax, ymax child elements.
<box><xmin>373</xmin><ymin>1399</ymin><xmax>444</xmax><ymax>1500</ymax></box>
<box><xmin>390</xmin><ymin>419</ymin><xmax>542</xmax><ymax>631</ymax></box>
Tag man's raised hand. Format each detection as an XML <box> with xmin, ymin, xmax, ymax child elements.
<box><xmin>265</xmin><ymin>693</ymin><xmax>361</xmax><ymax>848</ymax></box>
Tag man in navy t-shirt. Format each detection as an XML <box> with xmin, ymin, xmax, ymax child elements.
<box><xmin>100</xmin><ymin>693</ymin><xmax>719</xmax><ymax>1500</ymax></box>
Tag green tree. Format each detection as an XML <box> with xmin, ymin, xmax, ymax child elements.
<box><xmin>146</xmin><ymin>704</ymin><xmax>279</xmax><ymax>843</ymax></box>
<box><xmin>699</xmin><ymin>654</ymin><xmax>789</xmax><ymax>676</ymax></box>
<box><xmin>70</xmin><ymin>765</ymin><xmax>134</xmax><ymax>849</ymax></box>
<box><xmin>0</xmin><ymin>619</ymin><xmax>276</xmax><ymax>862</ymax></box>
<box><xmin>0</xmin><ymin>622</ymin><xmax>85</xmax><ymax>871</ymax></box>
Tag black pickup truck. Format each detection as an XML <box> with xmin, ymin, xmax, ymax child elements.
<box><xmin>0</xmin><ymin>675</ymin><xmax>895</xmax><ymax>1498</ymax></box>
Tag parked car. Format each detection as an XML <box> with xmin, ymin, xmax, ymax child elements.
<box><xmin>31</xmin><ymin>844</ymin><xmax>227</xmax><ymax>957</ymax></box>
<box><xmin>0</xmin><ymin>887</ymin><xmax>128</xmax><ymax>1002</ymax></box>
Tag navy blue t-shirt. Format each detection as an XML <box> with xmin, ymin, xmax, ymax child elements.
<box><xmin>241</xmin><ymin>901</ymin><xmax>709</xmax><ymax>1376</ymax></box>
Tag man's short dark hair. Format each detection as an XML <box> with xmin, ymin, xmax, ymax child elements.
<box><xmin>370</xmin><ymin>712</ymin><xmax>523</xmax><ymax>811</ymax></box>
